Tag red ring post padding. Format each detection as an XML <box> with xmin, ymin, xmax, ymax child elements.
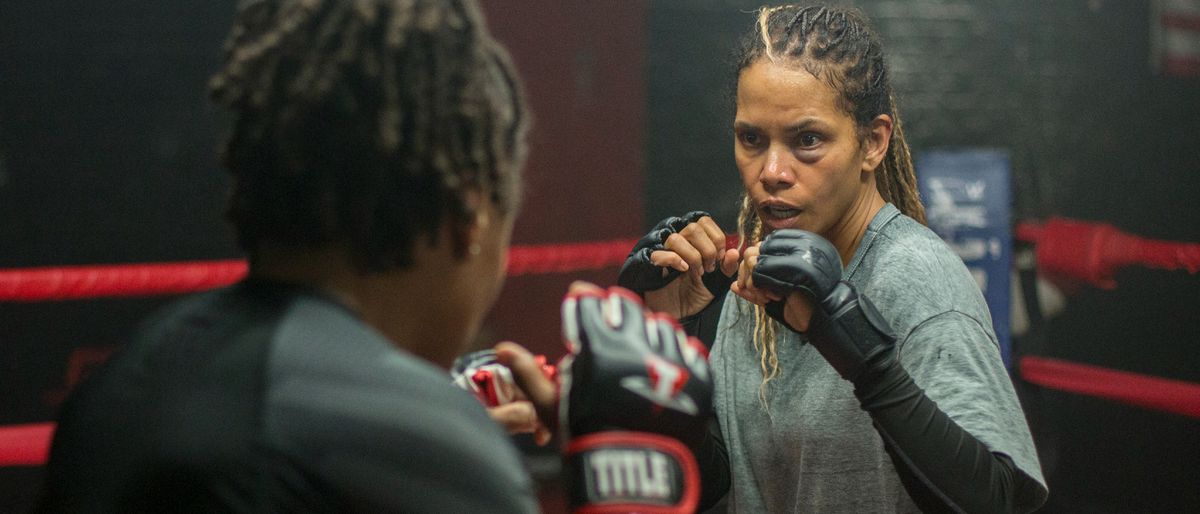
<box><xmin>0</xmin><ymin>423</ymin><xmax>54</xmax><ymax>467</ymax></box>
<box><xmin>1016</xmin><ymin>218</ymin><xmax>1200</xmax><ymax>289</ymax></box>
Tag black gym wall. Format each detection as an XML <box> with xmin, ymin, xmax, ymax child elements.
<box><xmin>1</xmin><ymin>2</ymin><xmax>238</xmax><ymax>509</ymax></box>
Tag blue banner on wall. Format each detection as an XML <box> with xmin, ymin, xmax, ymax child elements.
<box><xmin>916</xmin><ymin>149</ymin><xmax>1013</xmax><ymax>368</ymax></box>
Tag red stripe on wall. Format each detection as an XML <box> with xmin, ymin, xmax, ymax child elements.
<box><xmin>1163</xmin><ymin>55</ymin><xmax>1200</xmax><ymax>76</ymax></box>
<box><xmin>1162</xmin><ymin>12</ymin><xmax>1200</xmax><ymax>33</ymax></box>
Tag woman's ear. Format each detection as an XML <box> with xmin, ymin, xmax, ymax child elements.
<box><xmin>861</xmin><ymin>114</ymin><xmax>894</xmax><ymax>173</ymax></box>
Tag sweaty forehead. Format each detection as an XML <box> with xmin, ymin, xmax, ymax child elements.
<box><xmin>735</xmin><ymin>59</ymin><xmax>844</xmax><ymax>125</ymax></box>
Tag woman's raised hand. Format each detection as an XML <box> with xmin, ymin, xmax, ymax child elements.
<box><xmin>617</xmin><ymin>211</ymin><xmax>739</xmax><ymax>319</ymax></box>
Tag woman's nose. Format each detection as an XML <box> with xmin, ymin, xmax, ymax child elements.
<box><xmin>760</xmin><ymin>146</ymin><xmax>796</xmax><ymax>189</ymax></box>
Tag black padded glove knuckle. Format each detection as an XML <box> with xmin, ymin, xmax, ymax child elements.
<box><xmin>752</xmin><ymin>229</ymin><xmax>843</xmax><ymax>304</ymax></box>
<box><xmin>748</xmin><ymin>255</ymin><xmax>791</xmax><ymax>295</ymax></box>
<box><xmin>767</xmin><ymin>231</ymin><xmax>841</xmax><ymax>283</ymax></box>
<box><xmin>681</xmin><ymin>210</ymin><xmax>710</xmax><ymax>225</ymax></box>
<box><xmin>618</xmin><ymin>211</ymin><xmax>715</xmax><ymax>294</ymax></box>
<box><xmin>748</xmin><ymin>231</ymin><xmax>905</xmax><ymax>388</ymax></box>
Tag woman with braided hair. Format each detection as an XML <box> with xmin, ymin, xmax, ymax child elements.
<box><xmin>40</xmin><ymin>0</ymin><xmax>541</xmax><ymax>511</ymax></box>
<box><xmin>620</xmin><ymin>4</ymin><xmax>1047</xmax><ymax>513</ymax></box>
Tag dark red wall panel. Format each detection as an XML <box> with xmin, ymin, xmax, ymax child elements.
<box><xmin>479</xmin><ymin>1</ymin><xmax>648</xmax><ymax>358</ymax></box>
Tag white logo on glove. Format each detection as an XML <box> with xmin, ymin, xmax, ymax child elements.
<box><xmin>620</xmin><ymin>354</ymin><xmax>698</xmax><ymax>416</ymax></box>
<box><xmin>586</xmin><ymin>449</ymin><xmax>673</xmax><ymax>501</ymax></box>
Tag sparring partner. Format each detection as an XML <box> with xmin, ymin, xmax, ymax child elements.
<box><xmin>41</xmin><ymin>1</ymin><xmax>536</xmax><ymax>511</ymax></box>
<box><xmin>618</xmin><ymin>5</ymin><xmax>1047</xmax><ymax>513</ymax></box>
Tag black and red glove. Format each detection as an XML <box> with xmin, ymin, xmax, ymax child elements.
<box><xmin>451</xmin><ymin>349</ymin><xmax>556</xmax><ymax>408</ymax></box>
<box><xmin>558</xmin><ymin>286</ymin><xmax>714</xmax><ymax>514</ymax></box>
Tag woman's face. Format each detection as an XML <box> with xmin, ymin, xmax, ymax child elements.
<box><xmin>734</xmin><ymin>59</ymin><xmax>878</xmax><ymax>239</ymax></box>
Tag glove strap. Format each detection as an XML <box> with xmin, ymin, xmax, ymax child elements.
<box><xmin>564</xmin><ymin>431</ymin><xmax>700</xmax><ymax>514</ymax></box>
<box><xmin>808</xmin><ymin>282</ymin><xmax>898</xmax><ymax>382</ymax></box>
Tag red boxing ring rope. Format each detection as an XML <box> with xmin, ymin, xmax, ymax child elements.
<box><xmin>1019</xmin><ymin>356</ymin><xmax>1200</xmax><ymax>419</ymax></box>
<box><xmin>2</xmin><ymin>227</ymin><xmax>1199</xmax><ymax>467</ymax></box>
<box><xmin>0</xmin><ymin>260</ymin><xmax>249</xmax><ymax>302</ymax></box>
<box><xmin>0</xmin><ymin>239</ymin><xmax>639</xmax><ymax>302</ymax></box>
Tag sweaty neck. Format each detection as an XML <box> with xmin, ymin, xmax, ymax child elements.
<box><xmin>825</xmin><ymin>189</ymin><xmax>886</xmax><ymax>267</ymax></box>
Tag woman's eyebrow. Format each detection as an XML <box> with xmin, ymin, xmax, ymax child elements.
<box><xmin>733</xmin><ymin>121</ymin><xmax>759</xmax><ymax>132</ymax></box>
<box><xmin>783</xmin><ymin>118</ymin><xmax>823</xmax><ymax>133</ymax></box>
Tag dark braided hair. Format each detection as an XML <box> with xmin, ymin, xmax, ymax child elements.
<box><xmin>731</xmin><ymin>4</ymin><xmax>924</xmax><ymax>395</ymax></box>
<box><xmin>209</xmin><ymin>0</ymin><xmax>529</xmax><ymax>273</ymax></box>
<box><xmin>734</xmin><ymin>4</ymin><xmax>925</xmax><ymax>226</ymax></box>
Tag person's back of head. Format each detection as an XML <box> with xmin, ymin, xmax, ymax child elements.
<box><xmin>209</xmin><ymin>0</ymin><xmax>530</xmax><ymax>273</ymax></box>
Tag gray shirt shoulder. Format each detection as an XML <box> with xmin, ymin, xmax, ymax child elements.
<box><xmin>850</xmin><ymin>205</ymin><xmax>1046</xmax><ymax>493</ymax></box>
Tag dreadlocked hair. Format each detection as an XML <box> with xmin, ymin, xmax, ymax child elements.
<box><xmin>209</xmin><ymin>0</ymin><xmax>529</xmax><ymax>273</ymax></box>
<box><xmin>735</xmin><ymin>194</ymin><xmax>780</xmax><ymax>407</ymax></box>
<box><xmin>732</xmin><ymin>4</ymin><xmax>924</xmax><ymax>400</ymax></box>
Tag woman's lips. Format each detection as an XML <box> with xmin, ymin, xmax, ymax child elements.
<box><xmin>759</xmin><ymin>203</ymin><xmax>802</xmax><ymax>231</ymax></box>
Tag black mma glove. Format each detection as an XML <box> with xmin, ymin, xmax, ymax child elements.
<box><xmin>750</xmin><ymin>229</ymin><xmax>1041</xmax><ymax>514</ymax></box>
<box><xmin>559</xmin><ymin>286</ymin><xmax>714</xmax><ymax>514</ymax></box>
<box><xmin>751</xmin><ymin>229</ymin><xmax>896</xmax><ymax>383</ymax></box>
<box><xmin>618</xmin><ymin>211</ymin><xmax>733</xmax><ymax>298</ymax></box>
